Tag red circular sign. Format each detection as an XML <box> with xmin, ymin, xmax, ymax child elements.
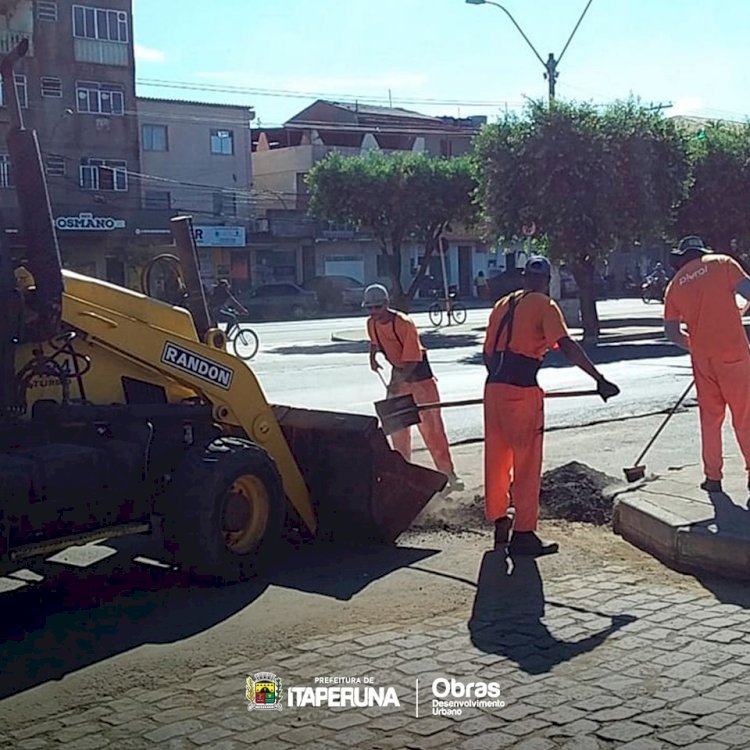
<box><xmin>522</xmin><ymin>222</ymin><xmax>536</xmax><ymax>237</ymax></box>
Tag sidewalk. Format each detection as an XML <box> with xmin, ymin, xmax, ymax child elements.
<box><xmin>4</xmin><ymin>559</ymin><xmax>750</xmax><ymax>749</ymax></box>
<box><xmin>5</xmin><ymin>414</ymin><xmax>750</xmax><ymax>749</ymax></box>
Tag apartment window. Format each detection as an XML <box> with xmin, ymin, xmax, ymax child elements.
<box><xmin>0</xmin><ymin>155</ymin><xmax>12</xmax><ymax>189</ymax></box>
<box><xmin>144</xmin><ymin>190</ymin><xmax>171</xmax><ymax>210</ymax></box>
<box><xmin>36</xmin><ymin>1</ymin><xmax>58</xmax><ymax>21</ymax></box>
<box><xmin>0</xmin><ymin>75</ymin><xmax>28</xmax><ymax>109</ymax></box>
<box><xmin>213</xmin><ymin>191</ymin><xmax>237</xmax><ymax>217</ymax></box>
<box><xmin>142</xmin><ymin>124</ymin><xmax>168</xmax><ymax>152</ymax></box>
<box><xmin>45</xmin><ymin>155</ymin><xmax>66</xmax><ymax>177</ymax></box>
<box><xmin>76</xmin><ymin>81</ymin><xmax>124</xmax><ymax>115</ymax></box>
<box><xmin>80</xmin><ymin>158</ymin><xmax>127</xmax><ymax>191</ymax></box>
<box><xmin>72</xmin><ymin>5</ymin><xmax>128</xmax><ymax>43</ymax></box>
<box><xmin>210</xmin><ymin>129</ymin><xmax>234</xmax><ymax>155</ymax></box>
<box><xmin>41</xmin><ymin>76</ymin><xmax>63</xmax><ymax>98</ymax></box>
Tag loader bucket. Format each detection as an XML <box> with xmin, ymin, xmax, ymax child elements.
<box><xmin>273</xmin><ymin>405</ymin><xmax>447</xmax><ymax>543</ymax></box>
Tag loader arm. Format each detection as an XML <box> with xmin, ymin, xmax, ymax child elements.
<box><xmin>54</xmin><ymin>271</ymin><xmax>316</xmax><ymax>533</ymax></box>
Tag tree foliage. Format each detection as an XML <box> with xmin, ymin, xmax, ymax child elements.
<box><xmin>473</xmin><ymin>99</ymin><xmax>691</xmax><ymax>337</ymax></box>
<box><xmin>675</xmin><ymin>121</ymin><xmax>750</xmax><ymax>255</ymax></box>
<box><xmin>306</xmin><ymin>151</ymin><xmax>477</xmax><ymax>309</ymax></box>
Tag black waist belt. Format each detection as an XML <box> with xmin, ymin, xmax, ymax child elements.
<box><xmin>406</xmin><ymin>355</ymin><xmax>434</xmax><ymax>382</ymax></box>
<box><xmin>487</xmin><ymin>350</ymin><xmax>541</xmax><ymax>387</ymax></box>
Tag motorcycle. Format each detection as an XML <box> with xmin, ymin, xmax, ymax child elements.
<box><xmin>641</xmin><ymin>274</ymin><xmax>667</xmax><ymax>303</ymax></box>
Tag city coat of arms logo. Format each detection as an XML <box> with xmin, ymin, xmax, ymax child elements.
<box><xmin>246</xmin><ymin>672</ymin><xmax>283</xmax><ymax>711</ymax></box>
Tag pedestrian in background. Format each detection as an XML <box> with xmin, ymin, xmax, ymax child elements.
<box><xmin>475</xmin><ymin>270</ymin><xmax>488</xmax><ymax>300</ymax></box>
<box><xmin>364</xmin><ymin>284</ymin><xmax>462</xmax><ymax>489</ymax></box>
<box><xmin>664</xmin><ymin>236</ymin><xmax>750</xmax><ymax>492</ymax></box>
<box><xmin>483</xmin><ymin>257</ymin><xmax>620</xmax><ymax>556</ymax></box>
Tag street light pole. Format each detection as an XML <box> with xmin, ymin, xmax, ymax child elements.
<box><xmin>465</xmin><ymin>0</ymin><xmax>594</xmax><ymax>102</ymax></box>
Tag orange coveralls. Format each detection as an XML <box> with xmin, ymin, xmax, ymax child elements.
<box><xmin>483</xmin><ymin>292</ymin><xmax>569</xmax><ymax>532</ymax></box>
<box><xmin>368</xmin><ymin>312</ymin><xmax>454</xmax><ymax>475</ymax></box>
<box><xmin>664</xmin><ymin>254</ymin><xmax>750</xmax><ymax>481</ymax></box>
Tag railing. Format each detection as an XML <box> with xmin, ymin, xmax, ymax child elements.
<box><xmin>0</xmin><ymin>31</ymin><xmax>32</xmax><ymax>56</ymax></box>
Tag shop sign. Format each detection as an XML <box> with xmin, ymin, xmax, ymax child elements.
<box><xmin>55</xmin><ymin>213</ymin><xmax>126</xmax><ymax>231</ymax></box>
<box><xmin>194</xmin><ymin>226</ymin><xmax>246</xmax><ymax>247</ymax></box>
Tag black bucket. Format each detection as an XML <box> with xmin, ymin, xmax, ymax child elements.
<box><xmin>273</xmin><ymin>405</ymin><xmax>447</xmax><ymax>543</ymax></box>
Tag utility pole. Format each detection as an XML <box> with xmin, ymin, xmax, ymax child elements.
<box><xmin>545</xmin><ymin>53</ymin><xmax>558</xmax><ymax>100</ymax></box>
<box><xmin>466</xmin><ymin>0</ymin><xmax>595</xmax><ymax>103</ymax></box>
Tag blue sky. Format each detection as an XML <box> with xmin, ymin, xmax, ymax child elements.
<box><xmin>132</xmin><ymin>0</ymin><xmax>750</xmax><ymax>126</ymax></box>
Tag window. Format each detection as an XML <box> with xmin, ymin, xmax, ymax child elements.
<box><xmin>0</xmin><ymin>155</ymin><xmax>12</xmax><ymax>189</ymax></box>
<box><xmin>210</xmin><ymin>129</ymin><xmax>234</xmax><ymax>155</ymax></box>
<box><xmin>36</xmin><ymin>0</ymin><xmax>58</xmax><ymax>21</ymax></box>
<box><xmin>144</xmin><ymin>190</ymin><xmax>171</xmax><ymax>210</ymax></box>
<box><xmin>72</xmin><ymin>5</ymin><xmax>128</xmax><ymax>43</ymax></box>
<box><xmin>213</xmin><ymin>191</ymin><xmax>237</xmax><ymax>217</ymax></box>
<box><xmin>45</xmin><ymin>155</ymin><xmax>66</xmax><ymax>177</ymax></box>
<box><xmin>76</xmin><ymin>81</ymin><xmax>124</xmax><ymax>115</ymax></box>
<box><xmin>142</xmin><ymin>124</ymin><xmax>168</xmax><ymax>152</ymax></box>
<box><xmin>0</xmin><ymin>75</ymin><xmax>28</xmax><ymax>109</ymax></box>
<box><xmin>41</xmin><ymin>76</ymin><xmax>62</xmax><ymax>98</ymax></box>
<box><xmin>80</xmin><ymin>158</ymin><xmax>127</xmax><ymax>191</ymax></box>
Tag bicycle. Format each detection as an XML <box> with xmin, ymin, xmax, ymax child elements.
<box><xmin>428</xmin><ymin>291</ymin><xmax>467</xmax><ymax>327</ymax></box>
<box><xmin>219</xmin><ymin>307</ymin><xmax>260</xmax><ymax>361</ymax></box>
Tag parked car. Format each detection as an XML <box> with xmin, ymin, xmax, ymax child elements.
<box><xmin>236</xmin><ymin>283</ymin><xmax>318</xmax><ymax>321</ymax></box>
<box><xmin>303</xmin><ymin>275</ymin><xmax>364</xmax><ymax>311</ymax></box>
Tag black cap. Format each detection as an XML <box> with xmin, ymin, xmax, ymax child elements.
<box><xmin>524</xmin><ymin>255</ymin><xmax>551</xmax><ymax>276</ymax></box>
<box><xmin>671</xmin><ymin>235</ymin><xmax>709</xmax><ymax>257</ymax></box>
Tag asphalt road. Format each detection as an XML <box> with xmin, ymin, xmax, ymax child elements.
<box><xmin>248</xmin><ymin>298</ymin><xmax>692</xmax><ymax>445</ymax></box>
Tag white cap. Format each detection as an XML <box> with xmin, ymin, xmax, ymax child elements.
<box><xmin>362</xmin><ymin>284</ymin><xmax>389</xmax><ymax>307</ymax></box>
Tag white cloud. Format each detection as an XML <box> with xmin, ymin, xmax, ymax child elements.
<box><xmin>669</xmin><ymin>96</ymin><xmax>705</xmax><ymax>118</ymax></box>
<box><xmin>135</xmin><ymin>43</ymin><xmax>166</xmax><ymax>63</ymax></box>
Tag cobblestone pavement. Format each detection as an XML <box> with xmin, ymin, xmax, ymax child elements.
<box><xmin>4</xmin><ymin>552</ymin><xmax>750</xmax><ymax>749</ymax></box>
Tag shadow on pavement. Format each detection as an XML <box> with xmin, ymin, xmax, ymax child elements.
<box><xmin>693</xmin><ymin>491</ymin><xmax>750</xmax><ymax>607</ymax></box>
<box><xmin>468</xmin><ymin>551</ymin><xmax>634</xmax><ymax>674</ymax></box>
<box><xmin>271</xmin><ymin>341</ymin><xmax>371</xmax><ymax>355</ymax></box>
<box><xmin>269</xmin><ymin>543</ymin><xmax>438</xmax><ymax>600</ymax></box>
<box><xmin>459</xmin><ymin>340</ymin><xmax>685</xmax><ymax>368</ymax></box>
<box><xmin>0</xmin><ymin>534</ymin><xmax>434</xmax><ymax>700</ymax></box>
<box><xmin>270</xmin><ymin>330</ymin><xmax>482</xmax><ymax>356</ymax></box>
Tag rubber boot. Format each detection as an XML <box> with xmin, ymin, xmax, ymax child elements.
<box><xmin>509</xmin><ymin>531</ymin><xmax>559</xmax><ymax>557</ymax></box>
<box><xmin>493</xmin><ymin>508</ymin><xmax>515</xmax><ymax>550</ymax></box>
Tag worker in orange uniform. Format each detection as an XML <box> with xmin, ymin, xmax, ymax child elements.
<box><xmin>664</xmin><ymin>236</ymin><xmax>750</xmax><ymax>493</ymax></box>
<box><xmin>484</xmin><ymin>257</ymin><xmax>620</xmax><ymax>556</ymax></box>
<box><xmin>364</xmin><ymin>284</ymin><xmax>462</xmax><ymax>489</ymax></box>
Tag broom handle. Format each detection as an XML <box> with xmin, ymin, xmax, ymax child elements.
<box><xmin>414</xmin><ymin>389</ymin><xmax>601</xmax><ymax>414</ymax></box>
<box><xmin>632</xmin><ymin>379</ymin><xmax>695</xmax><ymax>466</ymax></box>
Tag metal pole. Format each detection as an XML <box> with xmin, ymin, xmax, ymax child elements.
<box><xmin>471</xmin><ymin>0</ymin><xmax>595</xmax><ymax>102</ymax></box>
<box><xmin>546</xmin><ymin>54</ymin><xmax>557</xmax><ymax>100</ymax></box>
<box><xmin>438</xmin><ymin>237</ymin><xmax>450</xmax><ymax>325</ymax></box>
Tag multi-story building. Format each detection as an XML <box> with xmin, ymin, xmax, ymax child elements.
<box><xmin>0</xmin><ymin>0</ymin><xmax>146</xmax><ymax>285</ymax></box>
<box><xmin>136</xmin><ymin>97</ymin><xmax>255</xmax><ymax>289</ymax></box>
<box><xmin>251</xmin><ymin>100</ymin><xmax>490</xmax><ymax>295</ymax></box>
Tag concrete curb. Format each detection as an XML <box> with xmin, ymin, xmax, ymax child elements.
<box><xmin>613</xmin><ymin>485</ymin><xmax>750</xmax><ymax>580</ymax></box>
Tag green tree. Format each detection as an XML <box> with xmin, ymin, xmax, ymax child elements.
<box><xmin>675</xmin><ymin>121</ymin><xmax>750</xmax><ymax>257</ymax></box>
<box><xmin>306</xmin><ymin>151</ymin><xmax>477</xmax><ymax>310</ymax></box>
<box><xmin>474</xmin><ymin>99</ymin><xmax>691</xmax><ymax>338</ymax></box>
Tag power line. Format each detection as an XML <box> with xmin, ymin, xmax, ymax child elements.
<box><xmin>136</xmin><ymin>78</ymin><xmax>522</xmax><ymax>109</ymax></box>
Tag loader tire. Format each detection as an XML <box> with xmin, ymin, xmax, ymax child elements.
<box><xmin>162</xmin><ymin>437</ymin><xmax>285</xmax><ymax>583</ymax></box>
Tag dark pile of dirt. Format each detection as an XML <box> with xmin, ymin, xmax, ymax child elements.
<box><xmin>539</xmin><ymin>461</ymin><xmax>621</xmax><ymax>525</ymax></box>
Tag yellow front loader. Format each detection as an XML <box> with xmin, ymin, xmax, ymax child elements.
<box><xmin>0</xmin><ymin>42</ymin><xmax>445</xmax><ymax>581</ymax></box>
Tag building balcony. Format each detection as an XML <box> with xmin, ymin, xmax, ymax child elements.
<box><xmin>0</xmin><ymin>29</ymin><xmax>32</xmax><ymax>56</ymax></box>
